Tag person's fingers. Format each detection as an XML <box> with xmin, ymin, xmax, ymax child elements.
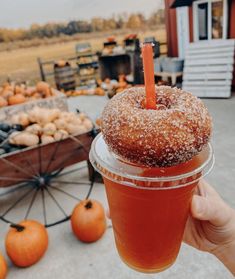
<box><xmin>191</xmin><ymin>194</ymin><xmax>232</xmax><ymax>227</ymax></box>
<box><xmin>197</xmin><ymin>179</ymin><xmax>219</xmax><ymax>198</ymax></box>
<box><xmin>106</xmin><ymin>209</ymin><xmax>110</xmax><ymax>219</ymax></box>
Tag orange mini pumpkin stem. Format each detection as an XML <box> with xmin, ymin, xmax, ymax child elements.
<box><xmin>10</xmin><ymin>223</ymin><xmax>25</xmax><ymax>232</ymax></box>
<box><xmin>85</xmin><ymin>200</ymin><xmax>93</xmax><ymax>209</ymax></box>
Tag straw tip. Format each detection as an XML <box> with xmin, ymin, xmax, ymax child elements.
<box><xmin>141</xmin><ymin>42</ymin><xmax>155</xmax><ymax>48</ymax></box>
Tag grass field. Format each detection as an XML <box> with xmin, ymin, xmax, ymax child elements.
<box><xmin>0</xmin><ymin>28</ymin><xmax>166</xmax><ymax>85</ymax></box>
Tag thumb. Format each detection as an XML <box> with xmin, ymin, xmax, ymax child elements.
<box><xmin>191</xmin><ymin>195</ymin><xmax>231</xmax><ymax>227</ymax></box>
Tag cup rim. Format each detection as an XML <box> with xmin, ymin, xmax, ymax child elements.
<box><xmin>89</xmin><ymin>133</ymin><xmax>214</xmax><ymax>190</ymax></box>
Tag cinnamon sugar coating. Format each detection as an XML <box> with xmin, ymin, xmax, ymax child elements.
<box><xmin>101</xmin><ymin>86</ymin><xmax>212</xmax><ymax>167</ymax></box>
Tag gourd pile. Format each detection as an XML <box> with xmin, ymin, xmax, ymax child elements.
<box><xmin>0</xmin><ymin>81</ymin><xmax>56</xmax><ymax>108</ymax></box>
<box><xmin>9</xmin><ymin>107</ymin><xmax>93</xmax><ymax>147</ymax></box>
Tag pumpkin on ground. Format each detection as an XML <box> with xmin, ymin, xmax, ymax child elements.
<box><xmin>71</xmin><ymin>199</ymin><xmax>106</xmax><ymax>243</ymax></box>
<box><xmin>5</xmin><ymin>220</ymin><xmax>48</xmax><ymax>267</ymax></box>
<box><xmin>0</xmin><ymin>252</ymin><xmax>7</xmax><ymax>279</ymax></box>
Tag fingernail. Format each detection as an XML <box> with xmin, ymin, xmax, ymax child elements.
<box><xmin>194</xmin><ymin>197</ymin><xmax>205</xmax><ymax>216</ymax></box>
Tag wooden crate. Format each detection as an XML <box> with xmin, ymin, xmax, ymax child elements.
<box><xmin>0</xmin><ymin>131</ymin><xmax>94</xmax><ymax>188</ymax></box>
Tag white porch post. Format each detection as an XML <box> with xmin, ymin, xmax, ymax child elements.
<box><xmin>223</xmin><ymin>0</ymin><xmax>228</xmax><ymax>39</ymax></box>
<box><xmin>176</xmin><ymin>6</ymin><xmax>190</xmax><ymax>58</ymax></box>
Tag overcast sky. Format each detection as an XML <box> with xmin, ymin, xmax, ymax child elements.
<box><xmin>0</xmin><ymin>0</ymin><xmax>164</xmax><ymax>29</ymax></box>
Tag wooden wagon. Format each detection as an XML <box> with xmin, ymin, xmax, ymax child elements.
<box><xmin>0</xmin><ymin>95</ymin><xmax>99</xmax><ymax>227</ymax></box>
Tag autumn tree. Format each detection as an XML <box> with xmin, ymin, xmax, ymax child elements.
<box><xmin>126</xmin><ymin>14</ymin><xmax>143</xmax><ymax>29</ymax></box>
<box><xmin>0</xmin><ymin>9</ymin><xmax>164</xmax><ymax>43</ymax></box>
<box><xmin>148</xmin><ymin>9</ymin><xmax>165</xmax><ymax>26</ymax></box>
<box><xmin>91</xmin><ymin>17</ymin><xmax>104</xmax><ymax>32</ymax></box>
<box><xmin>103</xmin><ymin>18</ymin><xmax>117</xmax><ymax>30</ymax></box>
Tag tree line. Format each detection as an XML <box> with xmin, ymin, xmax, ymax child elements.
<box><xmin>0</xmin><ymin>10</ymin><xmax>165</xmax><ymax>43</ymax></box>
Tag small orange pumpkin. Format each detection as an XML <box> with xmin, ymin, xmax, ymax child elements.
<box><xmin>0</xmin><ymin>96</ymin><xmax>7</xmax><ymax>108</ymax></box>
<box><xmin>43</xmin><ymin>88</ymin><xmax>52</xmax><ymax>98</ymax></box>
<box><xmin>36</xmin><ymin>81</ymin><xmax>50</xmax><ymax>93</ymax></box>
<box><xmin>71</xmin><ymin>200</ymin><xmax>106</xmax><ymax>243</ymax></box>
<box><xmin>2</xmin><ymin>83</ymin><xmax>13</xmax><ymax>91</ymax></box>
<box><xmin>5</xmin><ymin>220</ymin><xmax>49</xmax><ymax>267</ymax></box>
<box><xmin>14</xmin><ymin>85</ymin><xmax>25</xmax><ymax>95</ymax></box>
<box><xmin>1</xmin><ymin>90</ymin><xmax>14</xmax><ymax>100</ymax></box>
<box><xmin>31</xmin><ymin>92</ymin><xmax>42</xmax><ymax>99</ymax></box>
<box><xmin>8</xmin><ymin>94</ymin><xmax>26</xmax><ymax>106</ymax></box>
<box><xmin>0</xmin><ymin>252</ymin><xmax>7</xmax><ymax>279</ymax></box>
<box><xmin>56</xmin><ymin>60</ymin><xmax>66</xmax><ymax>67</ymax></box>
<box><xmin>95</xmin><ymin>87</ymin><xmax>105</xmax><ymax>96</ymax></box>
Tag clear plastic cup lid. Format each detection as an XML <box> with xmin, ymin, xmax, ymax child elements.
<box><xmin>89</xmin><ymin>133</ymin><xmax>214</xmax><ymax>189</ymax></box>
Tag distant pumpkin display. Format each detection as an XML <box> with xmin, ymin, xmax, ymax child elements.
<box><xmin>0</xmin><ymin>81</ymin><xmax>56</xmax><ymax>108</ymax></box>
<box><xmin>5</xmin><ymin>220</ymin><xmax>49</xmax><ymax>267</ymax></box>
<box><xmin>71</xmin><ymin>200</ymin><xmax>107</xmax><ymax>243</ymax></box>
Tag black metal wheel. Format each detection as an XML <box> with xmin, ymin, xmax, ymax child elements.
<box><xmin>0</xmin><ymin>133</ymin><xmax>95</xmax><ymax>228</ymax></box>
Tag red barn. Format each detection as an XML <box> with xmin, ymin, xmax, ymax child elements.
<box><xmin>165</xmin><ymin>0</ymin><xmax>235</xmax><ymax>97</ymax></box>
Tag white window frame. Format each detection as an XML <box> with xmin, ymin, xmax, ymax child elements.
<box><xmin>193</xmin><ymin>0</ymin><xmax>228</xmax><ymax>41</ymax></box>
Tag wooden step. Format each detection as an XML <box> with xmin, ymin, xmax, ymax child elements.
<box><xmin>182</xmin><ymin>39</ymin><xmax>235</xmax><ymax>98</ymax></box>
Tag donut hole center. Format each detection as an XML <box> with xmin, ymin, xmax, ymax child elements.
<box><xmin>156</xmin><ymin>104</ymin><xmax>168</xmax><ymax>110</ymax></box>
<box><xmin>139</xmin><ymin>99</ymin><xmax>170</xmax><ymax>110</ymax></box>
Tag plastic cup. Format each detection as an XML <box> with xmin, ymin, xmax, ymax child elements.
<box><xmin>89</xmin><ymin>133</ymin><xmax>214</xmax><ymax>273</ymax></box>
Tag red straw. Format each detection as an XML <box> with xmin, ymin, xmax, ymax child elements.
<box><xmin>142</xmin><ymin>43</ymin><xmax>156</xmax><ymax>110</ymax></box>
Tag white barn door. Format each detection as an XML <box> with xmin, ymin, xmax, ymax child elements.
<box><xmin>176</xmin><ymin>7</ymin><xmax>190</xmax><ymax>58</ymax></box>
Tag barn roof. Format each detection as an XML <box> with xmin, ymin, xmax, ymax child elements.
<box><xmin>170</xmin><ymin>0</ymin><xmax>194</xmax><ymax>8</ymax></box>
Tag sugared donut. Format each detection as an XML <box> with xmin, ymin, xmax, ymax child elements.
<box><xmin>101</xmin><ymin>86</ymin><xmax>212</xmax><ymax>167</ymax></box>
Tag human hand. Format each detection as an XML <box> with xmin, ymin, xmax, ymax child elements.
<box><xmin>183</xmin><ymin>180</ymin><xmax>235</xmax><ymax>275</ymax></box>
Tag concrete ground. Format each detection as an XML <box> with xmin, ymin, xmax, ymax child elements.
<box><xmin>0</xmin><ymin>94</ymin><xmax>235</xmax><ymax>279</ymax></box>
